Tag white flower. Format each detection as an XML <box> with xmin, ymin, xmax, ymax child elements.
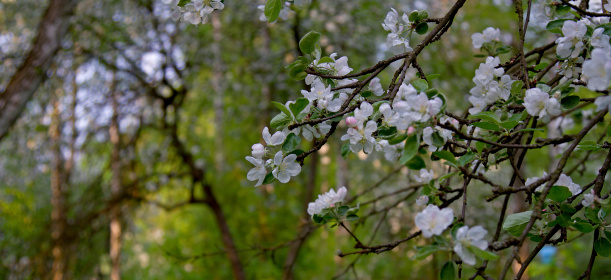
<box><xmin>369</xmin><ymin>77</ymin><xmax>385</xmax><ymax>96</ymax></box>
<box><xmin>341</xmin><ymin>121</ymin><xmax>377</xmax><ymax>154</ymax></box>
<box><xmin>416</xmin><ymin>195</ymin><xmax>429</xmax><ymax>206</ymax></box>
<box><xmin>582</xmin><ymin>48</ymin><xmax>611</xmax><ymax>91</ymax></box>
<box><xmin>271</xmin><ymin>151</ymin><xmax>301</xmax><ymax>183</ymax></box>
<box><xmin>555</xmin><ymin>20</ymin><xmax>587</xmax><ymax>59</ymax></box>
<box><xmin>405</xmin><ymin>93</ymin><xmax>435</xmax><ymax>122</ymax></box>
<box><xmin>591</xmin><ymin>28</ymin><xmax>611</xmax><ymax>49</ymax></box>
<box><xmin>488</xmin><ymin>75</ymin><xmax>514</xmax><ymax>101</ymax></box>
<box><xmin>468</xmin><ymin>96</ymin><xmax>487</xmax><ymax>114</ymax></box>
<box><xmin>354</xmin><ymin>102</ymin><xmax>374</xmax><ymax>123</ymax></box>
<box><xmin>454</xmin><ymin>226</ymin><xmax>489</xmax><ymax>266</ymax></box>
<box><xmin>414</xmin><ymin>169</ymin><xmax>434</xmax><ymax>183</ymax></box>
<box><xmin>251</xmin><ymin>143</ymin><xmax>266</xmax><ymax>159</ymax></box>
<box><xmin>393</xmin><ymin>83</ymin><xmax>417</xmax><ymax>104</ymax></box>
<box><xmin>594</xmin><ymin>95</ymin><xmax>611</xmax><ymax>113</ymax></box>
<box><xmin>305</xmin><ymin>53</ymin><xmax>353</xmax><ymax>85</ymax></box>
<box><xmin>415</xmin><ymin>205</ymin><xmax>454</xmax><ymax>238</ymax></box>
<box><xmin>473</xmin><ymin>57</ymin><xmax>503</xmax><ymax>86</ymax></box>
<box><xmin>377</xmin><ymin>140</ymin><xmax>403</xmax><ymax>162</ymax></box>
<box><xmin>246</xmin><ymin>156</ymin><xmax>267</xmax><ymax>186</ymax></box>
<box><xmin>307</xmin><ymin>186</ymin><xmax>348</xmax><ymax>216</ymax></box>
<box><xmin>582</xmin><ymin>191</ymin><xmax>595</xmax><ymax>207</ymax></box>
<box><xmin>471</xmin><ymin>27</ymin><xmax>501</xmax><ymax>49</ymax></box>
<box><xmin>302</xmin><ymin>79</ymin><xmax>332</xmax><ymax>103</ymax></box>
<box><xmin>523</xmin><ymin>88</ymin><xmax>561</xmax><ymax>123</ymax></box>
<box><xmin>262</xmin><ymin>127</ymin><xmax>286</xmax><ymax>146</ymax></box>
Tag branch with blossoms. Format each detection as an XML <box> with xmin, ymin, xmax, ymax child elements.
<box><xmin>238</xmin><ymin>0</ymin><xmax>611</xmax><ymax>279</ymax></box>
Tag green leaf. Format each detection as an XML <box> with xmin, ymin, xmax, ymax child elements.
<box><xmin>476</xmin><ymin>141</ymin><xmax>486</xmax><ymax>154</ymax></box>
<box><xmin>313</xmin><ymin>43</ymin><xmax>322</xmax><ymax>59</ymax></box>
<box><xmin>607</xmin><ymin>126</ymin><xmax>611</xmax><ymax>136</ymax></box>
<box><xmin>408</xmin><ymin>11</ymin><xmax>419</xmax><ymax>22</ymax></box>
<box><xmin>510</xmin><ymin>80</ymin><xmax>524</xmax><ymax>94</ymax></box>
<box><xmin>472</xmin><ymin>122</ymin><xmax>501</xmax><ymax>131</ymax></box>
<box><xmin>415</xmin><ymin>22</ymin><xmax>428</xmax><ymax>34</ymax></box>
<box><xmin>536</xmin><ymin>83</ymin><xmax>551</xmax><ymax>93</ymax></box>
<box><xmin>282</xmin><ymin>133</ymin><xmax>301</xmax><ymax>153</ymax></box>
<box><xmin>289</xmin><ymin>98</ymin><xmax>310</xmax><ymax>118</ymax></box>
<box><xmin>469</xmin><ymin>245</ymin><xmax>499</xmax><ymax>261</ymax></box>
<box><xmin>503</xmin><ymin>211</ymin><xmax>533</xmax><ymax>237</ymax></box>
<box><xmin>578</xmin><ymin>140</ymin><xmax>600</xmax><ymax>151</ymax></box>
<box><xmin>317</xmin><ymin>56</ymin><xmax>334</xmax><ymax>64</ymax></box>
<box><xmin>378</xmin><ymin>127</ymin><xmax>398</xmax><ymax>140</ymax></box>
<box><xmin>534</xmin><ymin>63</ymin><xmax>549</xmax><ymax>71</ymax></box>
<box><xmin>287</xmin><ymin>149</ymin><xmax>304</xmax><ymax>156</ymax></box>
<box><xmin>264</xmin><ymin>0</ymin><xmax>283</xmax><ymax>22</ymax></box>
<box><xmin>417</xmin><ymin>10</ymin><xmax>428</xmax><ymax>21</ymax></box>
<box><xmin>585</xmin><ymin>207</ymin><xmax>601</xmax><ymax>223</ymax></box>
<box><xmin>561</xmin><ymin>96</ymin><xmax>580</xmax><ymax>109</ymax></box>
<box><xmin>345</xmin><ymin>214</ymin><xmax>359</xmax><ymax>221</ymax></box>
<box><xmin>177</xmin><ymin>0</ymin><xmax>190</xmax><ymax>7</ymax></box>
<box><xmin>406</xmin><ymin>156</ymin><xmax>426</xmax><ymax>170</ymax></box>
<box><xmin>412</xmin><ymin>79</ymin><xmax>429</xmax><ymax>92</ymax></box>
<box><xmin>289</xmin><ymin>63</ymin><xmax>307</xmax><ymax>80</ymax></box>
<box><xmin>439</xmin><ymin>171</ymin><xmax>458</xmax><ymax>183</ymax></box>
<box><xmin>312</xmin><ymin>214</ymin><xmax>325</xmax><ymax>224</ymax></box>
<box><xmin>439</xmin><ymin>261</ymin><xmax>456</xmax><ymax>280</ymax></box>
<box><xmin>572</xmin><ymin>222</ymin><xmax>594</xmax><ymax>233</ymax></box>
<box><xmin>389</xmin><ymin>134</ymin><xmax>408</xmax><ymax>145</ymax></box>
<box><xmin>432</xmin><ymin>151</ymin><xmax>457</xmax><ymax>164</ymax></box>
<box><xmin>500</xmin><ymin>121</ymin><xmax>519</xmax><ymax>130</ymax></box>
<box><xmin>431</xmin><ymin>131</ymin><xmax>445</xmax><ymax>147</ymax></box>
<box><xmin>360</xmin><ymin>90</ymin><xmax>373</xmax><ymax>98</ymax></box>
<box><xmin>556</xmin><ymin>5</ymin><xmax>571</xmax><ymax>15</ymax></box>
<box><xmin>299</xmin><ymin>31</ymin><xmax>322</xmax><ymax>54</ymax></box>
<box><xmin>468</xmin><ymin>111</ymin><xmax>501</xmax><ymax>124</ymax></box>
<box><xmin>458</xmin><ymin>152</ymin><xmax>475</xmax><ymax>166</ymax></box>
<box><xmin>262</xmin><ymin>172</ymin><xmax>275</xmax><ymax>185</ymax></box>
<box><xmin>272</xmin><ymin>101</ymin><xmax>293</xmax><ymax>119</ymax></box>
<box><xmin>338</xmin><ymin>205</ymin><xmax>349</xmax><ymax>216</ymax></box>
<box><xmin>547</xmin><ymin>185</ymin><xmax>572</xmax><ymax>202</ymax></box>
<box><xmin>399</xmin><ymin>135</ymin><xmax>420</xmax><ymax>165</ymax></box>
<box><xmin>546</xmin><ymin>19</ymin><xmax>571</xmax><ymax>34</ymax></box>
<box><xmin>270</xmin><ymin>113</ymin><xmax>292</xmax><ymax>130</ymax></box>
<box><xmin>555</xmin><ymin>212</ymin><xmax>572</xmax><ymax>227</ymax></box>
<box><xmin>513</xmin><ymin>128</ymin><xmax>544</xmax><ymax>134</ymax></box>
<box><xmin>413</xmin><ymin>245</ymin><xmax>441</xmax><ymax>260</ymax></box>
<box><xmin>341</xmin><ymin>142</ymin><xmax>351</xmax><ymax>159</ymax></box>
<box><xmin>595</xmin><ymin>237</ymin><xmax>611</xmax><ymax>257</ymax></box>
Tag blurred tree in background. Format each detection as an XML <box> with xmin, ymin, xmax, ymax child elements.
<box><xmin>0</xmin><ymin>0</ymin><xmax>610</xmax><ymax>279</ymax></box>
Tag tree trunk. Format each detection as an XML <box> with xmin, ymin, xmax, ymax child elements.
<box><xmin>0</xmin><ymin>0</ymin><xmax>78</xmax><ymax>141</ymax></box>
<box><xmin>50</xmin><ymin>96</ymin><xmax>67</xmax><ymax>280</ymax></box>
<box><xmin>109</xmin><ymin>85</ymin><xmax>122</xmax><ymax>280</ymax></box>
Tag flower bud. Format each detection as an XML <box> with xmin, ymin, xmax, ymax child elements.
<box><xmin>346</xmin><ymin>116</ymin><xmax>358</xmax><ymax>127</ymax></box>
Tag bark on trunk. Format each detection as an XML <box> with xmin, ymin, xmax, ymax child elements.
<box><xmin>50</xmin><ymin>97</ymin><xmax>67</xmax><ymax>280</ymax></box>
<box><xmin>0</xmin><ymin>0</ymin><xmax>78</xmax><ymax>141</ymax></box>
<box><xmin>109</xmin><ymin>85</ymin><xmax>122</xmax><ymax>280</ymax></box>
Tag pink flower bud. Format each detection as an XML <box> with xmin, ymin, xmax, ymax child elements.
<box><xmin>407</xmin><ymin>126</ymin><xmax>416</xmax><ymax>135</ymax></box>
<box><xmin>346</xmin><ymin>116</ymin><xmax>358</xmax><ymax>127</ymax></box>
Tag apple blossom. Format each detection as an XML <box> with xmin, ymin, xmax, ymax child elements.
<box><xmin>415</xmin><ymin>205</ymin><xmax>454</xmax><ymax>238</ymax></box>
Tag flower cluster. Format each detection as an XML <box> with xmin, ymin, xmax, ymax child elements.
<box><xmin>307</xmin><ymin>187</ymin><xmax>347</xmax><ymax>216</ymax></box>
<box><xmin>382</xmin><ymin>8</ymin><xmax>413</xmax><ymax>54</ymax></box>
<box><xmin>162</xmin><ymin>0</ymin><xmax>224</xmax><ymax>25</ymax></box>
<box><xmin>471</xmin><ymin>27</ymin><xmax>501</xmax><ymax>49</ymax></box>
<box><xmin>246</xmin><ymin>128</ymin><xmax>301</xmax><ymax>186</ymax></box>
<box><xmin>523</xmin><ymin>87</ymin><xmax>561</xmax><ymax>123</ymax></box>
<box><xmin>468</xmin><ymin>56</ymin><xmax>516</xmax><ymax>114</ymax></box>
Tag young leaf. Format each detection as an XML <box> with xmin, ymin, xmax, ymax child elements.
<box><xmin>595</xmin><ymin>237</ymin><xmax>611</xmax><ymax>257</ymax></box>
<box><xmin>572</xmin><ymin>222</ymin><xmax>594</xmax><ymax>233</ymax></box>
<box><xmin>503</xmin><ymin>211</ymin><xmax>532</xmax><ymax>236</ymax></box>
<box><xmin>547</xmin><ymin>186</ymin><xmax>572</xmax><ymax>202</ymax></box>
<box><xmin>439</xmin><ymin>261</ymin><xmax>456</xmax><ymax>280</ymax></box>
<box><xmin>471</xmin><ymin>122</ymin><xmax>501</xmax><ymax>132</ymax></box>
<box><xmin>399</xmin><ymin>135</ymin><xmax>420</xmax><ymax>165</ymax></box>
<box><xmin>406</xmin><ymin>156</ymin><xmax>426</xmax><ymax>170</ymax></box>
<box><xmin>378</xmin><ymin>127</ymin><xmax>398</xmax><ymax>140</ymax></box>
<box><xmin>299</xmin><ymin>31</ymin><xmax>322</xmax><ymax>54</ymax></box>
<box><xmin>389</xmin><ymin>134</ymin><xmax>408</xmax><ymax>145</ymax></box>
<box><xmin>341</xmin><ymin>142</ymin><xmax>351</xmax><ymax>159</ymax></box>
<box><xmin>413</xmin><ymin>245</ymin><xmax>441</xmax><ymax>260</ymax></box>
<box><xmin>412</xmin><ymin>79</ymin><xmax>429</xmax><ymax>92</ymax></box>
<box><xmin>415</xmin><ymin>22</ymin><xmax>428</xmax><ymax>34</ymax></box>
<box><xmin>561</xmin><ymin>96</ymin><xmax>580</xmax><ymax>110</ymax></box>
<box><xmin>282</xmin><ymin>133</ymin><xmax>301</xmax><ymax>153</ymax></box>
<box><xmin>345</xmin><ymin>214</ymin><xmax>359</xmax><ymax>221</ymax></box>
<box><xmin>468</xmin><ymin>111</ymin><xmax>501</xmax><ymax>124</ymax></box>
<box><xmin>289</xmin><ymin>98</ymin><xmax>310</xmax><ymax>117</ymax></box>
<box><xmin>272</xmin><ymin>101</ymin><xmax>293</xmax><ymax>118</ymax></box>
<box><xmin>469</xmin><ymin>245</ymin><xmax>499</xmax><ymax>261</ymax></box>
<box><xmin>270</xmin><ymin>113</ymin><xmax>292</xmax><ymax>129</ymax></box>
<box><xmin>432</xmin><ymin>151</ymin><xmax>457</xmax><ymax>164</ymax></box>
<box><xmin>264</xmin><ymin>0</ymin><xmax>283</xmax><ymax>22</ymax></box>
<box><xmin>262</xmin><ymin>172</ymin><xmax>275</xmax><ymax>185</ymax></box>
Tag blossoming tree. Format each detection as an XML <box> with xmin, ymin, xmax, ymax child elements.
<box><xmin>176</xmin><ymin>0</ymin><xmax>610</xmax><ymax>279</ymax></box>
